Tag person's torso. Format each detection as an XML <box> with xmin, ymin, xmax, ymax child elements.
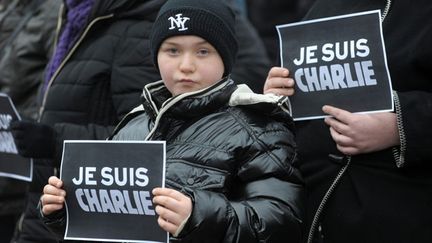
<box><xmin>39</xmin><ymin>1</ymin><xmax>162</xmax><ymax>126</ymax></box>
<box><xmin>112</xmin><ymin>82</ymin><xmax>295</xmax><ymax>198</ymax></box>
<box><xmin>298</xmin><ymin>0</ymin><xmax>432</xmax><ymax>242</ymax></box>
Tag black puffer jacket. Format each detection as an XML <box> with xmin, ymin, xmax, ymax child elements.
<box><xmin>16</xmin><ymin>1</ymin><xmax>162</xmax><ymax>242</ymax></box>
<box><xmin>0</xmin><ymin>0</ymin><xmax>58</xmax><ymax>120</ymax></box>
<box><xmin>108</xmin><ymin>79</ymin><xmax>304</xmax><ymax>242</ymax></box>
<box><xmin>18</xmin><ymin>0</ymin><xmax>271</xmax><ymax>242</ymax></box>
<box><xmin>0</xmin><ymin>0</ymin><xmax>59</xmax><ymax>241</ymax></box>
<box><xmin>41</xmin><ymin>79</ymin><xmax>304</xmax><ymax>242</ymax></box>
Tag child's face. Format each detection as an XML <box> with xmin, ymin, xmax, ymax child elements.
<box><xmin>157</xmin><ymin>35</ymin><xmax>225</xmax><ymax>96</ymax></box>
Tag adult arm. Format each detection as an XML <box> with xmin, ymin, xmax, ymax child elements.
<box><xmin>393</xmin><ymin>90</ymin><xmax>432</xmax><ymax>167</ymax></box>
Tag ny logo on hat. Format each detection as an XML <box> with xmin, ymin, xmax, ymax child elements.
<box><xmin>168</xmin><ymin>13</ymin><xmax>190</xmax><ymax>31</ymax></box>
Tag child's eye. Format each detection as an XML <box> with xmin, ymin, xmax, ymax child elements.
<box><xmin>197</xmin><ymin>48</ymin><xmax>209</xmax><ymax>56</ymax></box>
<box><xmin>165</xmin><ymin>47</ymin><xmax>179</xmax><ymax>55</ymax></box>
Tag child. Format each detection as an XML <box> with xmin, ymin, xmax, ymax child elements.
<box><xmin>40</xmin><ymin>0</ymin><xmax>304</xmax><ymax>242</ymax></box>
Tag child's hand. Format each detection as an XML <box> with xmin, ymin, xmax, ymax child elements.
<box><xmin>263</xmin><ymin>67</ymin><xmax>295</xmax><ymax>96</ymax></box>
<box><xmin>41</xmin><ymin>176</ymin><xmax>66</xmax><ymax>216</ymax></box>
<box><xmin>152</xmin><ymin>187</ymin><xmax>192</xmax><ymax>236</ymax></box>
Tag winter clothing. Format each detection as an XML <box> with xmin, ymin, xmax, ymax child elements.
<box><xmin>227</xmin><ymin>10</ymin><xmax>270</xmax><ymax>92</ymax></box>
<box><xmin>14</xmin><ymin>0</ymin><xmax>271</xmax><ymax>242</ymax></box>
<box><xmin>150</xmin><ymin>0</ymin><xmax>238</xmax><ymax>76</ymax></box>
<box><xmin>43</xmin><ymin>0</ymin><xmax>94</xmax><ymax>86</ymax></box>
<box><xmin>246</xmin><ymin>0</ymin><xmax>316</xmax><ymax>65</ymax></box>
<box><xmin>10</xmin><ymin>120</ymin><xmax>57</xmax><ymax>159</ymax></box>
<box><xmin>296</xmin><ymin>0</ymin><xmax>432</xmax><ymax>242</ymax></box>
<box><xmin>43</xmin><ymin>78</ymin><xmax>305</xmax><ymax>243</ymax></box>
<box><xmin>0</xmin><ymin>0</ymin><xmax>20</xmax><ymax>48</ymax></box>
<box><xmin>114</xmin><ymin>80</ymin><xmax>304</xmax><ymax>243</ymax></box>
<box><xmin>0</xmin><ymin>0</ymin><xmax>59</xmax><ymax>242</ymax></box>
<box><xmin>15</xmin><ymin>1</ymin><xmax>163</xmax><ymax>242</ymax></box>
<box><xmin>0</xmin><ymin>0</ymin><xmax>58</xmax><ymax>120</ymax></box>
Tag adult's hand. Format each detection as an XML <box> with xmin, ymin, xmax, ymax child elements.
<box><xmin>323</xmin><ymin>105</ymin><xmax>400</xmax><ymax>155</ymax></box>
<box><xmin>263</xmin><ymin>67</ymin><xmax>295</xmax><ymax>96</ymax></box>
<box><xmin>10</xmin><ymin>120</ymin><xmax>56</xmax><ymax>158</ymax></box>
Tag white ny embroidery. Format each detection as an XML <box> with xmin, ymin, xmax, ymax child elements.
<box><xmin>168</xmin><ymin>13</ymin><xmax>190</xmax><ymax>31</ymax></box>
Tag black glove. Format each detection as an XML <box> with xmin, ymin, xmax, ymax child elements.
<box><xmin>10</xmin><ymin>120</ymin><xmax>57</xmax><ymax>159</ymax></box>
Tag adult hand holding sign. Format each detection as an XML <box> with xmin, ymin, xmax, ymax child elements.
<box><xmin>322</xmin><ymin>105</ymin><xmax>399</xmax><ymax>155</ymax></box>
<box><xmin>264</xmin><ymin>67</ymin><xmax>399</xmax><ymax>156</ymax></box>
<box><xmin>275</xmin><ymin>10</ymin><xmax>393</xmax><ymax>120</ymax></box>
<box><xmin>263</xmin><ymin>67</ymin><xmax>295</xmax><ymax>96</ymax></box>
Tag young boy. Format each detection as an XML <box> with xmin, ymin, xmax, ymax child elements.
<box><xmin>40</xmin><ymin>0</ymin><xmax>304</xmax><ymax>242</ymax></box>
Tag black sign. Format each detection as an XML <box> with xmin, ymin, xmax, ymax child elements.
<box><xmin>0</xmin><ymin>93</ymin><xmax>32</xmax><ymax>181</ymax></box>
<box><xmin>61</xmin><ymin>140</ymin><xmax>167</xmax><ymax>243</ymax></box>
<box><xmin>277</xmin><ymin>10</ymin><xmax>393</xmax><ymax>120</ymax></box>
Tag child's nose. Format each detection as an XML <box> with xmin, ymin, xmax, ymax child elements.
<box><xmin>179</xmin><ymin>53</ymin><xmax>196</xmax><ymax>73</ymax></box>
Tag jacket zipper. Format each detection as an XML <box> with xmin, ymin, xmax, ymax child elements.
<box><xmin>381</xmin><ymin>0</ymin><xmax>391</xmax><ymax>22</ymax></box>
<box><xmin>52</xmin><ymin>3</ymin><xmax>64</xmax><ymax>51</ymax></box>
<box><xmin>37</xmin><ymin>13</ymin><xmax>115</xmax><ymax>121</ymax></box>
<box><xmin>306</xmin><ymin>1</ymin><xmax>392</xmax><ymax>242</ymax></box>
<box><xmin>392</xmin><ymin>91</ymin><xmax>406</xmax><ymax>168</ymax></box>
<box><xmin>307</xmin><ymin>156</ymin><xmax>351</xmax><ymax>243</ymax></box>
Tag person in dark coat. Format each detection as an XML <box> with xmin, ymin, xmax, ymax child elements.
<box><xmin>0</xmin><ymin>0</ymin><xmax>17</xmax><ymax>48</ymax></box>
<box><xmin>264</xmin><ymin>0</ymin><xmax>432</xmax><ymax>242</ymax></box>
<box><xmin>39</xmin><ymin>0</ymin><xmax>304</xmax><ymax>242</ymax></box>
<box><xmin>246</xmin><ymin>0</ymin><xmax>316</xmax><ymax>65</ymax></box>
<box><xmin>0</xmin><ymin>0</ymin><xmax>59</xmax><ymax>121</ymax></box>
<box><xmin>0</xmin><ymin>0</ymin><xmax>19</xmax><ymax>46</ymax></box>
<box><xmin>10</xmin><ymin>0</ymin><xmax>271</xmax><ymax>242</ymax></box>
<box><xmin>0</xmin><ymin>0</ymin><xmax>59</xmax><ymax>242</ymax></box>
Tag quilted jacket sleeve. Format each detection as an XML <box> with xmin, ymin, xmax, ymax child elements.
<box><xmin>176</xmin><ymin>127</ymin><xmax>304</xmax><ymax>243</ymax></box>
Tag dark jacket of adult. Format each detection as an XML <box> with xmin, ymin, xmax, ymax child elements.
<box><xmin>296</xmin><ymin>0</ymin><xmax>432</xmax><ymax>242</ymax></box>
<box><xmin>15</xmin><ymin>0</ymin><xmax>271</xmax><ymax>242</ymax></box>
<box><xmin>14</xmin><ymin>1</ymin><xmax>163</xmax><ymax>242</ymax></box>
<box><xmin>0</xmin><ymin>0</ymin><xmax>59</xmax><ymax>241</ymax></box>
<box><xmin>44</xmin><ymin>78</ymin><xmax>304</xmax><ymax>243</ymax></box>
<box><xmin>0</xmin><ymin>0</ymin><xmax>59</xmax><ymax>120</ymax></box>
<box><xmin>246</xmin><ymin>0</ymin><xmax>316</xmax><ymax>65</ymax></box>
<box><xmin>0</xmin><ymin>0</ymin><xmax>20</xmax><ymax>46</ymax></box>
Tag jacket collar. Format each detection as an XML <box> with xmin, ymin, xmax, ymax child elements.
<box><xmin>142</xmin><ymin>77</ymin><xmax>237</xmax><ymax>119</ymax></box>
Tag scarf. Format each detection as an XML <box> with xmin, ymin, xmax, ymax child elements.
<box><xmin>42</xmin><ymin>0</ymin><xmax>95</xmax><ymax>94</ymax></box>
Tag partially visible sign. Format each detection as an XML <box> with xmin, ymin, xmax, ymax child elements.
<box><xmin>61</xmin><ymin>140</ymin><xmax>167</xmax><ymax>243</ymax></box>
<box><xmin>277</xmin><ymin>10</ymin><xmax>393</xmax><ymax>121</ymax></box>
<box><xmin>0</xmin><ymin>93</ymin><xmax>32</xmax><ymax>181</ymax></box>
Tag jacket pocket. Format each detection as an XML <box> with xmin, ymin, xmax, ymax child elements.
<box><xmin>166</xmin><ymin>160</ymin><xmax>231</xmax><ymax>193</ymax></box>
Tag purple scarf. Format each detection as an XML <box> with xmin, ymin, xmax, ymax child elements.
<box><xmin>42</xmin><ymin>0</ymin><xmax>95</xmax><ymax>94</ymax></box>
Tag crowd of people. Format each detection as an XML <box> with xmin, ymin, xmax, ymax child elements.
<box><xmin>0</xmin><ymin>0</ymin><xmax>430</xmax><ymax>242</ymax></box>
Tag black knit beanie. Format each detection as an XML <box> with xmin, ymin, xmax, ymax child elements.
<box><xmin>150</xmin><ymin>0</ymin><xmax>238</xmax><ymax>76</ymax></box>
